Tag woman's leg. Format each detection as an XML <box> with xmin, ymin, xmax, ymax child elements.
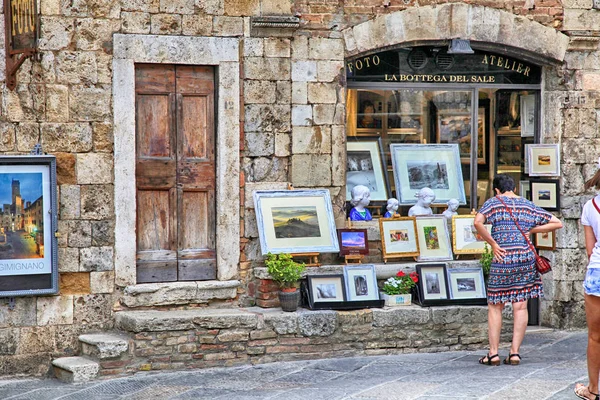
<box><xmin>510</xmin><ymin>300</ymin><xmax>528</xmax><ymax>358</ymax></box>
<box><xmin>488</xmin><ymin>302</ymin><xmax>504</xmax><ymax>355</ymax></box>
<box><xmin>586</xmin><ymin>294</ymin><xmax>600</xmax><ymax>394</ymax></box>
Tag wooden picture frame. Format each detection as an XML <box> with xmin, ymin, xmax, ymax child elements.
<box><xmin>447</xmin><ymin>268</ymin><xmax>486</xmax><ymax>300</ymax></box>
<box><xmin>415</xmin><ymin>215</ymin><xmax>453</xmax><ymax>261</ymax></box>
<box><xmin>390</xmin><ymin>143</ymin><xmax>466</xmax><ymax>205</ymax></box>
<box><xmin>346</xmin><ymin>136</ymin><xmax>390</xmax><ymax>202</ymax></box>
<box><xmin>436</xmin><ymin>105</ymin><xmax>487</xmax><ymax>165</ymax></box>
<box><xmin>534</xmin><ymin>230</ymin><xmax>556</xmax><ymax>250</ymax></box>
<box><xmin>253</xmin><ymin>190</ymin><xmax>340</xmax><ymax>255</ymax></box>
<box><xmin>337</xmin><ymin>229</ymin><xmax>369</xmax><ymax>256</ymax></box>
<box><xmin>452</xmin><ymin>215</ymin><xmax>492</xmax><ymax>255</ymax></box>
<box><xmin>356</xmin><ymin>90</ymin><xmax>384</xmax><ymax>133</ymax></box>
<box><xmin>307</xmin><ymin>274</ymin><xmax>346</xmax><ymax>304</ymax></box>
<box><xmin>343</xmin><ymin>265</ymin><xmax>379</xmax><ymax>301</ymax></box>
<box><xmin>527</xmin><ymin>144</ymin><xmax>560</xmax><ymax>177</ymax></box>
<box><xmin>416</xmin><ymin>263</ymin><xmax>449</xmax><ymax>302</ymax></box>
<box><xmin>379</xmin><ymin>217</ymin><xmax>420</xmax><ymax>259</ymax></box>
<box><xmin>528</xmin><ymin>180</ymin><xmax>560</xmax><ymax>211</ymax></box>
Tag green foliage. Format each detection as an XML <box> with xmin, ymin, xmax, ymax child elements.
<box><xmin>480</xmin><ymin>244</ymin><xmax>493</xmax><ymax>278</ymax></box>
<box><xmin>381</xmin><ymin>271</ymin><xmax>418</xmax><ymax>295</ymax></box>
<box><xmin>265</xmin><ymin>253</ymin><xmax>306</xmax><ymax>289</ymax></box>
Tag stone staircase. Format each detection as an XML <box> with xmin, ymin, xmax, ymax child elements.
<box><xmin>52</xmin><ymin>333</ymin><xmax>131</xmax><ymax>383</ymax></box>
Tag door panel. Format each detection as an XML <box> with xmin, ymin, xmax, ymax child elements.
<box><xmin>136</xmin><ymin>95</ymin><xmax>172</xmax><ymax>158</ymax></box>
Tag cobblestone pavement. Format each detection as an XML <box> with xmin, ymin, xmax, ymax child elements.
<box><xmin>0</xmin><ymin>330</ymin><xmax>589</xmax><ymax>399</ymax></box>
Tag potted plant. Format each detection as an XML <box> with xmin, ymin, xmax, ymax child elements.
<box><xmin>380</xmin><ymin>271</ymin><xmax>418</xmax><ymax>306</ymax></box>
<box><xmin>480</xmin><ymin>244</ymin><xmax>493</xmax><ymax>282</ymax></box>
<box><xmin>265</xmin><ymin>252</ymin><xmax>306</xmax><ymax>312</ymax></box>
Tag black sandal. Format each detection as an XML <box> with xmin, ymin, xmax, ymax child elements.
<box><xmin>478</xmin><ymin>353</ymin><xmax>500</xmax><ymax>366</ymax></box>
<box><xmin>574</xmin><ymin>384</ymin><xmax>600</xmax><ymax>400</ymax></box>
<box><xmin>503</xmin><ymin>353</ymin><xmax>521</xmax><ymax>365</ymax></box>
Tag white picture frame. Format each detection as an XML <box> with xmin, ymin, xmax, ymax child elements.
<box><xmin>415</xmin><ymin>215</ymin><xmax>453</xmax><ymax>261</ymax></box>
<box><xmin>447</xmin><ymin>268</ymin><xmax>486</xmax><ymax>300</ymax></box>
<box><xmin>343</xmin><ymin>265</ymin><xmax>379</xmax><ymax>301</ymax></box>
<box><xmin>346</xmin><ymin>137</ymin><xmax>390</xmax><ymax>201</ymax></box>
<box><xmin>527</xmin><ymin>144</ymin><xmax>560</xmax><ymax>177</ymax></box>
<box><xmin>520</xmin><ymin>95</ymin><xmax>535</xmax><ymax>138</ymax></box>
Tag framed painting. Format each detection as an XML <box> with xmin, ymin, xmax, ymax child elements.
<box><xmin>379</xmin><ymin>217</ymin><xmax>420</xmax><ymax>258</ymax></box>
<box><xmin>416</xmin><ymin>263</ymin><xmax>449</xmax><ymax>302</ymax></box>
<box><xmin>415</xmin><ymin>215</ymin><xmax>453</xmax><ymax>261</ymax></box>
<box><xmin>447</xmin><ymin>268</ymin><xmax>486</xmax><ymax>300</ymax></box>
<box><xmin>436</xmin><ymin>105</ymin><xmax>487</xmax><ymax>165</ymax></box>
<box><xmin>253</xmin><ymin>190</ymin><xmax>340</xmax><ymax>255</ymax></box>
<box><xmin>356</xmin><ymin>91</ymin><xmax>384</xmax><ymax>132</ymax></box>
<box><xmin>337</xmin><ymin>229</ymin><xmax>369</xmax><ymax>256</ymax></box>
<box><xmin>529</xmin><ymin>180</ymin><xmax>560</xmax><ymax>211</ymax></box>
<box><xmin>390</xmin><ymin>143</ymin><xmax>466</xmax><ymax>205</ymax></box>
<box><xmin>519</xmin><ymin>180</ymin><xmax>530</xmax><ymax>199</ymax></box>
<box><xmin>343</xmin><ymin>265</ymin><xmax>379</xmax><ymax>301</ymax></box>
<box><xmin>346</xmin><ymin>136</ymin><xmax>390</xmax><ymax>202</ymax></box>
<box><xmin>520</xmin><ymin>94</ymin><xmax>535</xmax><ymax>137</ymax></box>
<box><xmin>527</xmin><ymin>144</ymin><xmax>560</xmax><ymax>177</ymax></box>
<box><xmin>0</xmin><ymin>156</ymin><xmax>59</xmax><ymax>298</ymax></box>
<box><xmin>452</xmin><ymin>215</ymin><xmax>492</xmax><ymax>254</ymax></box>
<box><xmin>307</xmin><ymin>274</ymin><xmax>346</xmax><ymax>304</ymax></box>
<box><xmin>534</xmin><ymin>230</ymin><xmax>556</xmax><ymax>250</ymax></box>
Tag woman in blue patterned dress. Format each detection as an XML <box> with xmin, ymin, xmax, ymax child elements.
<box><xmin>473</xmin><ymin>174</ymin><xmax>562</xmax><ymax>366</ymax></box>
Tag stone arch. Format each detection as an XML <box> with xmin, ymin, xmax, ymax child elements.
<box><xmin>343</xmin><ymin>3</ymin><xmax>569</xmax><ymax>65</ymax></box>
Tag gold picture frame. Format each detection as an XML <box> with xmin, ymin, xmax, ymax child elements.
<box><xmin>451</xmin><ymin>215</ymin><xmax>492</xmax><ymax>255</ymax></box>
<box><xmin>379</xmin><ymin>216</ymin><xmax>420</xmax><ymax>261</ymax></box>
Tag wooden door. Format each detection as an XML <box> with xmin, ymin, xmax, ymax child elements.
<box><xmin>135</xmin><ymin>64</ymin><xmax>216</xmax><ymax>283</ymax></box>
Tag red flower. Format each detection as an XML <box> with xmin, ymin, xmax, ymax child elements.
<box><xmin>396</xmin><ymin>271</ymin><xmax>406</xmax><ymax>277</ymax></box>
<box><xmin>409</xmin><ymin>271</ymin><xmax>419</xmax><ymax>283</ymax></box>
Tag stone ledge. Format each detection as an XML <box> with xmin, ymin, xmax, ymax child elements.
<box><xmin>121</xmin><ymin>280</ymin><xmax>240</xmax><ymax>308</ymax></box>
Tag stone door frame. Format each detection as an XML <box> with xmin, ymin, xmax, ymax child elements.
<box><xmin>113</xmin><ymin>34</ymin><xmax>240</xmax><ymax>288</ymax></box>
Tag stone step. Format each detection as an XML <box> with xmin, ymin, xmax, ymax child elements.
<box><xmin>52</xmin><ymin>356</ymin><xmax>100</xmax><ymax>383</ymax></box>
<box><xmin>79</xmin><ymin>333</ymin><xmax>130</xmax><ymax>360</ymax></box>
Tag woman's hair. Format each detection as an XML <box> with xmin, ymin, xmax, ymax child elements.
<box><xmin>350</xmin><ymin>185</ymin><xmax>370</xmax><ymax>206</ymax></box>
<box><xmin>360</xmin><ymin>100</ymin><xmax>374</xmax><ymax>113</ymax></box>
<box><xmin>585</xmin><ymin>169</ymin><xmax>600</xmax><ymax>191</ymax></box>
<box><xmin>492</xmin><ymin>174</ymin><xmax>515</xmax><ymax>194</ymax></box>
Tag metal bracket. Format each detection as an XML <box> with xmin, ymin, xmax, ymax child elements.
<box><xmin>8</xmin><ymin>297</ymin><xmax>15</xmax><ymax>310</ymax></box>
<box><xmin>30</xmin><ymin>143</ymin><xmax>43</xmax><ymax>155</ymax></box>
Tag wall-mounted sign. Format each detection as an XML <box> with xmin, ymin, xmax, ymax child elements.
<box><xmin>0</xmin><ymin>156</ymin><xmax>58</xmax><ymax>297</ymax></box>
<box><xmin>3</xmin><ymin>0</ymin><xmax>39</xmax><ymax>90</ymax></box>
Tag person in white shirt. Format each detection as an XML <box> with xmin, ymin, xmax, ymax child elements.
<box><xmin>575</xmin><ymin>162</ymin><xmax>600</xmax><ymax>400</ymax></box>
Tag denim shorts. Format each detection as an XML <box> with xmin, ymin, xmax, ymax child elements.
<box><xmin>583</xmin><ymin>268</ymin><xmax>600</xmax><ymax>297</ymax></box>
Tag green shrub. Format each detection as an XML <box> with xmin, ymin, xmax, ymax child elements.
<box><xmin>481</xmin><ymin>244</ymin><xmax>493</xmax><ymax>279</ymax></box>
<box><xmin>265</xmin><ymin>253</ymin><xmax>306</xmax><ymax>290</ymax></box>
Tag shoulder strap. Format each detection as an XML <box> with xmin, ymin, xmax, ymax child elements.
<box><xmin>495</xmin><ymin>196</ymin><xmax>538</xmax><ymax>255</ymax></box>
<box><xmin>593</xmin><ymin>198</ymin><xmax>600</xmax><ymax>214</ymax></box>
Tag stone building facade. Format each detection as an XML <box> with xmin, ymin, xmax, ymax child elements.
<box><xmin>0</xmin><ymin>0</ymin><xmax>597</xmax><ymax>377</ymax></box>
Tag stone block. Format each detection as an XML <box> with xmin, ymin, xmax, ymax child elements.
<box><xmin>0</xmin><ymin>123</ymin><xmax>16</xmax><ymax>152</ymax></box>
<box><xmin>244</xmin><ymin>38</ymin><xmax>263</xmax><ymax>57</ymax></box>
<box><xmin>122</xmin><ymin>12</ymin><xmax>151</xmax><ymax>34</ymax></box>
<box><xmin>274</xmin><ymin>132</ymin><xmax>291</xmax><ymax>157</ymax></box>
<box><xmin>431</xmin><ymin>306</ymin><xmax>487</xmax><ymax>325</ymax></box>
<box><xmin>291</xmin><ymin>36</ymin><xmax>308</xmax><ymax>60</ymax></box>
<box><xmin>298</xmin><ymin>310</ymin><xmax>337</xmax><ymax>336</ymax></box>
<box><xmin>307</xmin><ymin>83</ymin><xmax>337</xmax><ymax>104</ymax></box>
<box><xmin>121</xmin><ymin>0</ymin><xmax>158</xmax><ymax>12</ymax></box>
<box><xmin>90</xmin><ymin>271</ymin><xmax>114</xmax><ymax>294</ymax></box>
<box><xmin>46</xmin><ymin>85</ymin><xmax>69</xmax><ymax>122</ymax></box>
<box><xmin>41</xmin><ymin>0</ymin><xmax>60</xmax><ymax>15</ymax></box>
<box><xmin>562</xmin><ymin>164</ymin><xmax>585</xmax><ymax>196</ymax></box>
<box><xmin>55</xmin><ymin>52</ymin><xmax>97</xmax><ymax>85</ymax></box>
<box><xmin>243</xmin><ymin>157</ymin><xmax>288</xmax><ymax>182</ymax></box>
<box><xmin>38</xmin><ymin>17</ymin><xmax>74</xmax><ymax>51</ymax></box>
<box><xmin>244</xmin><ymin>104</ymin><xmax>290</xmax><ymax>133</ymax></box>
<box><xmin>80</xmin><ymin>184</ymin><xmax>114</xmax><ymax>220</ymax></box>
<box><xmin>37</xmin><ymin>296</ymin><xmax>74</xmax><ymax>326</ymax></box>
<box><xmin>292</xmin><ymin>61</ymin><xmax>317</xmax><ymax>82</ymax></box>
<box><xmin>313</xmin><ymin>104</ymin><xmax>336</xmax><ymax>125</ymax></box>
<box><xmin>91</xmin><ymin>220</ymin><xmax>115</xmax><ymax>246</ymax></box>
<box><xmin>317</xmin><ymin>61</ymin><xmax>344</xmax><ymax>83</ymax></box>
<box><xmin>67</xmin><ymin>220</ymin><xmax>92</xmax><ymax>248</ymax></box>
<box><xmin>244</xmin><ymin>182</ymin><xmax>289</xmax><ymax>209</ymax></box>
<box><xmin>18</xmin><ymin>326</ymin><xmax>56</xmax><ymax>353</ymax></box>
<box><xmin>75</xmin><ymin>18</ymin><xmax>121</xmax><ymax>51</ymax></box>
<box><xmin>562</xmin><ymin>0</ymin><xmax>593</xmax><ymax>6</ymax></box>
<box><xmin>244</xmin><ymin>80</ymin><xmax>276</xmax><ymax>104</ymax></box>
<box><xmin>80</xmin><ymin>246</ymin><xmax>114</xmax><ymax>272</ymax></box>
<box><xmin>59</xmin><ymin>273</ymin><xmax>91</xmax><ymax>295</ymax></box>
<box><xmin>0</xmin><ymin>329</ymin><xmax>18</xmax><ymax>355</ymax></box>
<box><xmin>70</xmin><ymin>85</ymin><xmax>112</xmax><ymax>121</ymax></box>
<box><xmin>96</xmin><ymin>53</ymin><xmax>112</xmax><ymax>85</ymax></box>
<box><xmin>583</xmin><ymin>73</ymin><xmax>600</xmax><ymax>91</ymax></box>
<box><xmin>73</xmin><ymin>294</ymin><xmax>112</xmax><ymax>328</ymax></box>
<box><xmin>77</xmin><ymin>154</ymin><xmax>113</xmax><ymax>184</ymax></box>
<box><xmin>309</xmin><ymin>38</ymin><xmax>344</xmax><ymax>61</ymax></box>
<box><xmin>53</xmin><ymin>356</ymin><xmax>99</xmax><ymax>383</ymax></box>
<box><xmin>292</xmin><ymin>126</ymin><xmax>331</xmax><ymax>154</ymax></box>
<box><xmin>276</xmin><ymin>81</ymin><xmax>291</xmax><ymax>104</ymax></box>
<box><xmin>150</xmin><ymin>14</ymin><xmax>182</xmax><ymax>34</ymax></box>
<box><xmin>261</xmin><ymin>0</ymin><xmax>291</xmax><ymax>14</ymax></box>
<box><xmin>562</xmin><ymin>139</ymin><xmax>588</xmax><ymax>164</ymax></box>
<box><xmin>16</xmin><ymin>123</ymin><xmax>40</xmax><ymax>152</ymax></box>
<box><xmin>56</xmin><ymin>153</ymin><xmax>77</xmax><ymax>185</ymax></box>
<box><xmin>292</xmin><ymin>82</ymin><xmax>307</xmax><ymax>104</ymax></box>
<box><xmin>564</xmin><ymin>9</ymin><xmax>599</xmax><ymax>31</ymax></box>
<box><xmin>224</xmin><ymin>0</ymin><xmax>259</xmax><ymax>16</ymax></box>
<box><xmin>245</xmin><ymin>57</ymin><xmax>290</xmax><ymax>81</ymax></box>
<box><xmin>213</xmin><ymin>16</ymin><xmax>244</xmax><ymax>36</ymax></box>
<box><xmin>372</xmin><ymin>307</ymin><xmax>430</xmax><ymax>327</ymax></box>
<box><xmin>58</xmin><ymin>247</ymin><xmax>80</xmax><ymax>273</ymax></box>
<box><xmin>160</xmin><ymin>0</ymin><xmax>194</xmax><ymax>13</ymax></box>
<box><xmin>291</xmin><ymin>154</ymin><xmax>331</xmax><ymax>187</ymax></box>
<box><xmin>0</xmin><ymin>297</ymin><xmax>36</xmax><ymax>328</ymax></box>
<box><xmin>92</xmin><ymin>122</ymin><xmax>114</xmax><ymax>153</ymax></box>
<box><xmin>291</xmin><ymin>105</ymin><xmax>312</xmax><ymax>126</ymax></box>
<box><xmin>264</xmin><ymin>38</ymin><xmax>291</xmax><ymax>58</ymax></box>
<box><xmin>331</xmin><ymin>125</ymin><xmax>346</xmax><ymax>187</ymax></box>
<box><xmin>217</xmin><ymin>330</ymin><xmax>250</xmax><ymax>342</ymax></box>
<box><xmin>182</xmin><ymin>14</ymin><xmax>212</xmax><ymax>36</ymax></box>
<box><xmin>80</xmin><ymin>333</ymin><xmax>129</xmax><ymax>359</ymax></box>
<box><xmin>60</xmin><ymin>185</ymin><xmax>80</xmax><ymax>219</ymax></box>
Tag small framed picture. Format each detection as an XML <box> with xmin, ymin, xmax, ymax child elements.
<box><xmin>529</xmin><ymin>179</ymin><xmax>560</xmax><ymax>211</ymax></box>
<box><xmin>307</xmin><ymin>274</ymin><xmax>346</xmax><ymax>305</ymax></box>
<box><xmin>343</xmin><ymin>265</ymin><xmax>379</xmax><ymax>301</ymax></box>
<box><xmin>346</xmin><ymin>136</ymin><xmax>390</xmax><ymax>202</ymax></box>
<box><xmin>415</xmin><ymin>215</ymin><xmax>453</xmax><ymax>261</ymax></box>
<box><xmin>451</xmin><ymin>215</ymin><xmax>492</xmax><ymax>254</ymax></box>
<box><xmin>416</xmin><ymin>264</ymin><xmax>449</xmax><ymax>302</ymax></box>
<box><xmin>447</xmin><ymin>268</ymin><xmax>486</xmax><ymax>300</ymax></box>
<box><xmin>519</xmin><ymin>180</ymin><xmax>530</xmax><ymax>199</ymax></box>
<box><xmin>520</xmin><ymin>94</ymin><xmax>535</xmax><ymax>138</ymax></box>
<box><xmin>337</xmin><ymin>229</ymin><xmax>369</xmax><ymax>256</ymax></box>
<box><xmin>534</xmin><ymin>231</ymin><xmax>556</xmax><ymax>250</ymax></box>
<box><xmin>527</xmin><ymin>144</ymin><xmax>560</xmax><ymax>177</ymax></box>
<box><xmin>379</xmin><ymin>217</ymin><xmax>420</xmax><ymax>258</ymax></box>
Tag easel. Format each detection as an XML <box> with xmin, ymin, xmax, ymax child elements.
<box><xmin>380</xmin><ymin>214</ymin><xmax>418</xmax><ymax>264</ymax></box>
<box><xmin>290</xmin><ymin>252</ymin><xmax>321</xmax><ymax>267</ymax></box>
<box><xmin>454</xmin><ymin>209</ymin><xmax>478</xmax><ymax>260</ymax></box>
<box><xmin>344</xmin><ymin>218</ymin><xmax>365</xmax><ymax>264</ymax></box>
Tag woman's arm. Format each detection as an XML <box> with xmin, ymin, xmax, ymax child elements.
<box><xmin>584</xmin><ymin>225</ymin><xmax>596</xmax><ymax>260</ymax></box>
<box><xmin>474</xmin><ymin>212</ymin><xmax>506</xmax><ymax>261</ymax></box>
<box><xmin>529</xmin><ymin>215</ymin><xmax>563</xmax><ymax>234</ymax></box>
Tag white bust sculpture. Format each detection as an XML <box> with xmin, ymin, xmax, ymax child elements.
<box><xmin>349</xmin><ymin>185</ymin><xmax>372</xmax><ymax>221</ymax></box>
<box><xmin>442</xmin><ymin>198</ymin><xmax>460</xmax><ymax>220</ymax></box>
<box><xmin>408</xmin><ymin>187</ymin><xmax>435</xmax><ymax>217</ymax></box>
<box><xmin>384</xmin><ymin>198</ymin><xmax>399</xmax><ymax>218</ymax></box>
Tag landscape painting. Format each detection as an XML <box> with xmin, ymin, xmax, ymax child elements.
<box><xmin>341</xmin><ymin>231</ymin><xmax>366</xmax><ymax>249</ymax></box>
<box><xmin>272</xmin><ymin>206</ymin><xmax>321</xmax><ymax>239</ymax></box>
<box><xmin>407</xmin><ymin>161</ymin><xmax>449</xmax><ymax>190</ymax></box>
<box><xmin>456</xmin><ymin>278</ymin><xmax>476</xmax><ymax>292</ymax></box>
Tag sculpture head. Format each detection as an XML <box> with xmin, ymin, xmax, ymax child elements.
<box><xmin>350</xmin><ymin>185</ymin><xmax>371</xmax><ymax>207</ymax></box>
<box><xmin>386</xmin><ymin>198</ymin><xmax>399</xmax><ymax>212</ymax></box>
<box><xmin>447</xmin><ymin>198</ymin><xmax>459</xmax><ymax>212</ymax></box>
<box><xmin>415</xmin><ymin>187</ymin><xmax>435</xmax><ymax>207</ymax></box>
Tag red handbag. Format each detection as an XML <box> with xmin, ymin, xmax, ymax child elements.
<box><xmin>496</xmin><ymin>196</ymin><xmax>552</xmax><ymax>275</ymax></box>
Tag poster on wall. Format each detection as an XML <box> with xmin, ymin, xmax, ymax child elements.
<box><xmin>0</xmin><ymin>156</ymin><xmax>58</xmax><ymax>297</ymax></box>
